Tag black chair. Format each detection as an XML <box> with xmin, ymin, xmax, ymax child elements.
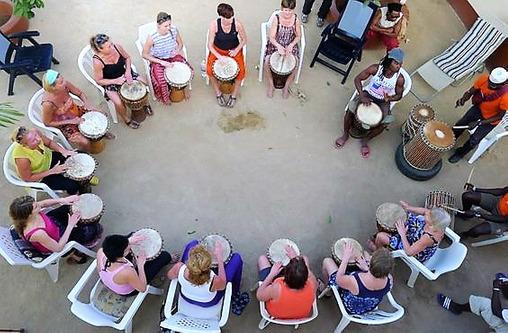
<box><xmin>0</xmin><ymin>30</ymin><xmax>59</xmax><ymax>95</ymax></box>
<box><xmin>310</xmin><ymin>0</ymin><xmax>378</xmax><ymax>84</ymax></box>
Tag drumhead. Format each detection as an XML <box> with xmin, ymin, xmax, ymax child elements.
<box><xmin>412</xmin><ymin>104</ymin><xmax>435</xmax><ymax>121</ymax></box>
<box><xmin>333</xmin><ymin>238</ymin><xmax>363</xmax><ymax>264</ymax></box>
<box><xmin>212</xmin><ymin>57</ymin><xmax>239</xmax><ymax>81</ymax></box>
<box><xmin>201</xmin><ymin>234</ymin><xmax>232</xmax><ymax>265</ymax></box>
<box><xmin>131</xmin><ymin>228</ymin><xmax>163</xmax><ymax>259</ymax></box>
<box><xmin>422</xmin><ymin>120</ymin><xmax>455</xmax><ymax>149</ymax></box>
<box><xmin>357</xmin><ymin>103</ymin><xmax>383</xmax><ymax>126</ymax></box>
<box><xmin>65</xmin><ymin>153</ymin><xmax>96</xmax><ymax>179</ymax></box>
<box><xmin>79</xmin><ymin>112</ymin><xmax>108</xmax><ymax>137</ymax></box>
<box><xmin>120</xmin><ymin>81</ymin><xmax>147</xmax><ymax>101</ymax></box>
<box><xmin>164</xmin><ymin>62</ymin><xmax>192</xmax><ymax>86</ymax></box>
<box><xmin>376</xmin><ymin>202</ymin><xmax>406</xmax><ymax>228</ymax></box>
<box><xmin>268</xmin><ymin>238</ymin><xmax>300</xmax><ymax>266</ymax></box>
<box><xmin>269</xmin><ymin>53</ymin><xmax>296</xmax><ymax>75</ymax></box>
<box><xmin>71</xmin><ymin>193</ymin><xmax>103</xmax><ymax>219</ymax></box>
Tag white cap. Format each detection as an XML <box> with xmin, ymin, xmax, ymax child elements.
<box><xmin>489</xmin><ymin>67</ymin><xmax>508</xmax><ymax>84</ymax></box>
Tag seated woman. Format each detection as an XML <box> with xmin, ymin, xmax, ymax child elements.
<box><xmin>96</xmin><ymin>234</ymin><xmax>172</xmax><ymax>295</ymax></box>
<box><xmin>11</xmin><ymin>126</ymin><xmax>85</xmax><ymax>195</ymax></box>
<box><xmin>207</xmin><ymin>3</ymin><xmax>247</xmax><ymax>108</ymax></box>
<box><xmin>264</xmin><ymin>0</ymin><xmax>302</xmax><ymax>98</ymax></box>
<box><xmin>256</xmin><ymin>246</ymin><xmax>317</xmax><ymax>319</ymax></box>
<box><xmin>142</xmin><ymin>12</ymin><xmax>193</xmax><ymax>105</ymax></box>
<box><xmin>167</xmin><ymin>240</ymin><xmax>246</xmax><ymax>318</ymax></box>
<box><xmin>90</xmin><ymin>33</ymin><xmax>151</xmax><ymax>129</ymax></box>
<box><xmin>321</xmin><ymin>244</ymin><xmax>394</xmax><ymax>315</ymax></box>
<box><xmin>41</xmin><ymin>70</ymin><xmax>113</xmax><ymax>153</ymax></box>
<box><xmin>9</xmin><ymin>195</ymin><xmax>102</xmax><ymax>264</ymax></box>
<box><xmin>369</xmin><ymin>201</ymin><xmax>451</xmax><ymax>263</ymax></box>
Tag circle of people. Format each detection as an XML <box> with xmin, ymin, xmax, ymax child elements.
<box><xmin>4</xmin><ymin>0</ymin><xmax>508</xmax><ymax>331</ymax></box>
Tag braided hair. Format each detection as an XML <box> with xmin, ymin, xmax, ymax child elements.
<box><xmin>102</xmin><ymin>234</ymin><xmax>129</xmax><ymax>270</ymax></box>
<box><xmin>10</xmin><ymin>196</ymin><xmax>36</xmax><ymax>236</ymax></box>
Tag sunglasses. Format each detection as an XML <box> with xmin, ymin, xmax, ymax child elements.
<box><xmin>15</xmin><ymin>126</ymin><xmax>27</xmax><ymax>143</ymax></box>
<box><xmin>95</xmin><ymin>34</ymin><xmax>109</xmax><ymax>45</ymax></box>
<box><xmin>157</xmin><ymin>15</ymin><xmax>171</xmax><ymax>24</ymax></box>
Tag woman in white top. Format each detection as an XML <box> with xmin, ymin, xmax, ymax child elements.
<box><xmin>335</xmin><ymin>48</ymin><xmax>406</xmax><ymax>158</ymax></box>
<box><xmin>142</xmin><ymin>12</ymin><xmax>193</xmax><ymax>104</ymax></box>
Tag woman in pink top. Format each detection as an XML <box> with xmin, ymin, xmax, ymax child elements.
<box><xmin>9</xmin><ymin>195</ymin><xmax>102</xmax><ymax>264</ymax></box>
<box><xmin>96</xmin><ymin>234</ymin><xmax>172</xmax><ymax>295</ymax></box>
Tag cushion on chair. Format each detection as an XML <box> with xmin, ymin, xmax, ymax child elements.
<box><xmin>320</xmin><ymin>38</ymin><xmax>357</xmax><ymax>64</ymax></box>
<box><xmin>9</xmin><ymin>225</ymin><xmax>46</xmax><ymax>263</ymax></box>
<box><xmin>91</xmin><ymin>281</ymin><xmax>136</xmax><ymax>321</ymax></box>
<box><xmin>13</xmin><ymin>44</ymin><xmax>53</xmax><ymax>72</ymax></box>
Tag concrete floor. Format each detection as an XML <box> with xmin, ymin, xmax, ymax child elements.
<box><xmin>1</xmin><ymin>0</ymin><xmax>507</xmax><ymax>332</ymax></box>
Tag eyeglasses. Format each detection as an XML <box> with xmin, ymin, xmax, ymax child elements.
<box><xmin>95</xmin><ymin>34</ymin><xmax>109</xmax><ymax>45</ymax></box>
<box><xmin>15</xmin><ymin>127</ymin><xmax>27</xmax><ymax>143</ymax></box>
<box><xmin>157</xmin><ymin>15</ymin><xmax>171</xmax><ymax>24</ymax></box>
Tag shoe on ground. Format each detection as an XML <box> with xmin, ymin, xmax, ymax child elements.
<box><xmin>317</xmin><ymin>18</ymin><xmax>324</xmax><ymax>27</ymax></box>
<box><xmin>448</xmin><ymin>152</ymin><xmax>463</xmax><ymax>164</ymax></box>
<box><xmin>301</xmin><ymin>14</ymin><xmax>308</xmax><ymax>23</ymax></box>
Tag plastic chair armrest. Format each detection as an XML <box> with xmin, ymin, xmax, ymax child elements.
<box><xmin>164</xmin><ymin>279</ymin><xmax>179</xmax><ymax>319</ymax></box>
<box><xmin>67</xmin><ymin>259</ymin><xmax>97</xmax><ymax>303</ymax></box>
<box><xmin>219</xmin><ymin>282</ymin><xmax>232</xmax><ymax>327</ymax></box>
<box><xmin>444</xmin><ymin>227</ymin><xmax>461</xmax><ymax>243</ymax></box>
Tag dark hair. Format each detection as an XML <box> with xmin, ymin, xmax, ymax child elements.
<box><xmin>217</xmin><ymin>3</ymin><xmax>234</xmax><ymax>19</ymax></box>
<box><xmin>284</xmin><ymin>257</ymin><xmax>309</xmax><ymax>289</ymax></box>
<box><xmin>380</xmin><ymin>55</ymin><xmax>394</xmax><ymax>70</ymax></box>
<box><xmin>281</xmin><ymin>0</ymin><xmax>296</xmax><ymax>9</ymax></box>
<box><xmin>387</xmin><ymin>3</ymin><xmax>402</xmax><ymax>13</ymax></box>
<box><xmin>90</xmin><ymin>33</ymin><xmax>110</xmax><ymax>52</ymax></box>
<box><xmin>102</xmin><ymin>235</ymin><xmax>129</xmax><ymax>268</ymax></box>
<box><xmin>369</xmin><ymin>248</ymin><xmax>394</xmax><ymax>278</ymax></box>
<box><xmin>157</xmin><ymin>11</ymin><xmax>171</xmax><ymax>24</ymax></box>
<box><xmin>10</xmin><ymin>196</ymin><xmax>35</xmax><ymax>235</ymax></box>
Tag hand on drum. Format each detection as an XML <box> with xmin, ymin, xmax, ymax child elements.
<box><xmin>128</xmin><ymin>234</ymin><xmax>146</xmax><ymax>245</ymax></box>
<box><xmin>342</xmin><ymin>241</ymin><xmax>354</xmax><ymax>262</ymax></box>
<box><xmin>113</xmin><ymin>76</ymin><xmax>127</xmax><ymax>85</ymax></box>
<box><xmin>62</xmin><ymin>148</ymin><xmax>77</xmax><ymax>158</ymax></box>
<box><xmin>62</xmin><ymin>194</ymin><xmax>79</xmax><ymax>205</ymax></box>
<box><xmin>356</xmin><ymin>254</ymin><xmax>370</xmax><ymax>272</ymax></box>
<box><xmin>285</xmin><ymin>44</ymin><xmax>294</xmax><ymax>56</ymax></box>
<box><xmin>218</xmin><ymin>55</ymin><xmax>229</xmax><ymax>65</ymax></box>
<box><xmin>135</xmin><ymin>250</ymin><xmax>147</xmax><ymax>267</ymax></box>
<box><xmin>213</xmin><ymin>241</ymin><xmax>224</xmax><ymax>263</ymax></box>
<box><xmin>68</xmin><ymin>211</ymin><xmax>81</xmax><ymax>227</ymax></box>
<box><xmin>359</xmin><ymin>92</ymin><xmax>372</xmax><ymax>106</ymax></box>
<box><xmin>125</xmin><ymin>72</ymin><xmax>133</xmax><ymax>85</ymax></box>
<box><xmin>395</xmin><ymin>218</ymin><xmax>407</xmax><ymax>236</ymax></box>
<box><xmin>268</xmin><ymin>261</ymin><xmax>283</xmax><ymax>278</ymax></box>
<box><xmin>284</xmin><ymin>245</ymin><xmax>298</xmax><ymax>259</ymax></box>
<box><xmin>50</xmin><ymin>161</ymin><xmax>68</xmax><ymax>175</ymax></box>
<box><xmin>162</xmin><ymin>60</ymin><xmax>174</xmax><ymax>68</ymax></box>
<box><xmin>276</xmin><ymin>44</ymin><xmax>286</xmax><ymax>56</ymax></box>
<box><xmin>228</xmin><ymin>48</ymin><xmax>240</xmax><ymax>57</ymax></box>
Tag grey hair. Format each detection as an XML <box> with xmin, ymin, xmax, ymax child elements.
<box><xmin>429</xmin><ymin>208</ymin><xmax>451</xmax><ymax>231</ymax></box>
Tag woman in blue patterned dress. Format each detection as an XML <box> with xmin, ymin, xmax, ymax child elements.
<box><xmin>369</xmin><ymin>201</ymin><xmax>451</xmax><ymax>263</ymax></box>
<box><xmin>321</xmin><ymin>244</ymin><xmax>394</xmax><ymax>315</ymax></box>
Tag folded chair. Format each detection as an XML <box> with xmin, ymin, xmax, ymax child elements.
<box><xmin>410</xmin><ymin>18</ymin><xmax>506</xmax><ymax>102</ymax></box>
<box><xmin>392</xmin><ymin>227</ymin><xmax>467</xmax><ymax>288</ymax></box>
<box><xmin>135</xmin><ymin>22</ymin><xmax>191</xmax><ymax>101</ymax></box>
<box><xmin>0</xmin><ymin>30</ymin><xmax>60</xmax><ymax>95</ymax></box>
<box><xmin>468</xmin><ymin>112</ymin><xmax>508</xmax><ymax>164</ymax></box>
<box><xmin>310</xmin><ymin>0</ymin><xmax>378</xmax><ymax>84</ymax></box>
<box><xmin>258</xmin><ymin>10</ymin><xmax>306</xmax><ymax>84</ymax></box>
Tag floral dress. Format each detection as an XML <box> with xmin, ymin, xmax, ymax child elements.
<box><xmin>389</xmin><ymin>212</ymin><xmax>439</xmax><ymax>263</ymax></box>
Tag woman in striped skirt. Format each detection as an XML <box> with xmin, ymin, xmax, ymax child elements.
<box><xmin>142</xmin><ymin>12</ymin><xmax>193</xmax><ymax>105</ymax></box>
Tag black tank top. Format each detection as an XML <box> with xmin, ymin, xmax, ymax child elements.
<box><xmin>213</xmin><ymin>18</ymin><xmax>240</xmax><ymax>50</ymax></box>
<box><xmin>93</xmin><ymin>45</ymin><xmax>126</xmax><ymax>79</ymax></box>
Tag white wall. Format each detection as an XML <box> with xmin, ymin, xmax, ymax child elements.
<box><xmin>468</xmin><ymin>0</ymin><xmax>508</xmax><ymax>34</ymax></box>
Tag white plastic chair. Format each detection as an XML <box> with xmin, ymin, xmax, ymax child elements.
<box><xmin>344</xmin><ymin>67</ymin><xmax>412</xmax><ymax>114</ymax></box>
<box><xmin>135</xmin><ymin>22</ymin><xmax>191</xmax><ymax>101</ymax></box>
<box><xmin>258</xmin><ymin>10</ymin><xmax>306</xmax><ymax>85</ymax></box>
<box><xmin>468</xmin><ymin>112</ymin><xmax>508</xmax><ymax>164</ymax></box>
<box><xmin>67</xmin><ymin>259</ymin><xmax>163</xmax><ymax>333</ymax></box>
<box><xmin>0</xmin><ymin>226</ymin><xmax>96</xmax><ymax>282</ymax></box>
<box><xmin>392</xmin><ymin>227</ymin><xmax>467</xmax><ymax>288</ymax></box>
<box><xmin>205</xmin><ymin>29</ymin><xmax>246</xmax><ymax>86</ymax></box>
<box><xmin>27</xmin><ymin>88</ymin><xmax>80</xmax><ymax>150</ymax></box>
<box><xmin>160</xmin><ymin>279</ymin><xmax>232</xmax><ymax>333</ymax></box>
<box><xmin>324</xmin><ymin>286</ymin><xmax>404</xmax><ymax>333</ymax></box>
<box><xmin>3</xmin><ymin>142</ymin><xmax>62</xmax><ymax>199</ymax></box>
<box><xmin>257</xmin><ymin>280</ymin><xmax>318</xmax><ymax>330</ymax></box>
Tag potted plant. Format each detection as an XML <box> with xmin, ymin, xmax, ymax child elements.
<box><xmin>0</xmin><ymin>0</ymin><xmax>29</xmax><ymax>35</ymax></box>
<box><xmin>0</xmin><ymin>102</ymin><xmax>24</xmax><ymax>127</ymax></box>
<box><xmin>12</xmin><ymin>0</ymin><xmax>44</xmax><ymax>19</ymax></box>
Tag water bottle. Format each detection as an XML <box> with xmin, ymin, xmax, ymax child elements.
<box><xmin>200</xmin><ymin>60</ymin><xmax>207</xmax><ymax>80</ymax></box>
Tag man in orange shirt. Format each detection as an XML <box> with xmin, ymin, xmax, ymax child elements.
<box><xmin>459</xmin><ymin>183</ymin><xmax>508</xmax><ymax>238</ymax></box>
<box><xmin>449</xmin><ymin>67</ymin><xmax>508</xmax><ymax>163</ymax></box>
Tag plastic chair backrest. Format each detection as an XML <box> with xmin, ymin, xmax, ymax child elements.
<box><xmin>78</xmin><ymin>45</ymin><xmax>102</xmax><ymax>91</ymax></box>
<box><xmin>337</xmin><ymin>0</ymin><xmax>377</xmax><ymax>40</ymax></box>
<box><xmin>3</xmin><ymin>143</ymin><xmax>21</xmax><ymax>183</ymax></box>
<box><xmin>0</xmin><ymin>227</ymin><xmax>32</xmax><ymax>266</ymax></box>
<box><xmin>138</xmin><ymin>22</ymin><xmax>156</xmax><ymax>45</ymax></box>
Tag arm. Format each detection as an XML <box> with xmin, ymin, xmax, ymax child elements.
<box><xmin>211</xmin><ymin>260</ymin><xmax>227</xmax><ymax>291</ymax></box>
<box><xmin>335</xmin><ymin>242</ymin><xmax>359</xmax><ymax>293</ymax></box>
<box><xmin>29</xmin><ymin>211</ymin><xmax>80</xmax><ymax>252</ymax></box>
<box><xmin>167</xmin><ymin>262</ymin><xmax>183</xmax><ymax>280</ymax></box>
<box><xmin>208</xmin><ymin>21</ymin><xmax>224</xmax><ymax>59</ymax></box>
<box><xmin>399</xmin><ymin>201</ymin><xmax>428</xmax><ymax>215</ymax></box>
<box><xmin>268</xmin><ymin>19</ymin><xmax>284</xmax><ymax>52</ymax></box>
<box><xmin>176</xmin><ymin>30</ymin><xmax>184</xmax><ymax>54</ymax></box>
<box><xmin>456</xmin><ymin>86</ymin><xmax>479</xmax><ymax>107</ymax></box>
<box><xmin>116</xmin><ymin>44</ymin><xmax>133</xmax><ymax>80</ymax></box>
<box><xmin>394</xmin><ymin>219</ymin><xmax>434</xmax><ymax>256</ymax></box>
<box><xmin>65</xmin><ymin>81</ymin><xmax>89</xmax><ymax>106</ymax></box>
<box><xmin>286</xmin><ymin>19</ymin><xmax>301</xmax><ymax>54</ymax></box>
<box><xmin>478</xmin><ymin>111</ymin><xmax>506</xmax><ymax>126</ymax></box>
<box><xmin>234</xmin><ymin>21</ymin><xmax>247</xmax><ymax>54</ymax></box>
<box><xmin>92</xmin><ymin>58</ymin><xmax>124</xmax><ymax>86</ymax></box>
<box><xmin>120</xmin><ymin>266</ymin><xmax>148</xmax><ymax>293</ymax></box>
<box><xmin>354</xmin><ymin>65</ymin><xmax>378</xmax><ymax>95</ymax></box>
<box><xmin>15</xmin><ymin>158</ymin><xmax>59</xmax><ymax>182</ymax></box>
<box><xmin>474</xmin><ymin>186</ymin><xmax>508</xmax><ymax>196</ymax></box>
<box><xmin>38</xmin><ymin>195</ymin><xmax>78</xmax><ymax>209</ymax></box>
<box><xmin>386</xmin><ymin>74</ymin><xmax>405</xmax><ymax>103</ymax></box>
<box><xmin>40</xmin><ymin>133</ymin><xmax>74</xmax><ymax>157</ymax></box>
<box><xmin>256</xmin><ymin>262</ymin><xmax>283</xmax><ymax>302</ymax></box>
<box><xmin>369</xmin><ymin>11</ymin><xmax>384</xmax><ymax>32</ymax></box>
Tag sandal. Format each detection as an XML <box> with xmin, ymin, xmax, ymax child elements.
<box><xmin>360</xmin><ymin>144</ymin><xmax>370</xmax><ymax>159</ymax></box>
<box><xmin>216</xmin><ymin>94</ymin><xmax>226</xmax><ymax>107</ymax></box>
<box><xmin>226</xmin><ymin>96</ymin><xmax>237</xmax><ymax>108</ymax></box>
<box><xmin>90</xmin><ymin>176</ymin><xmax>100</xmax><ymax>186</ymax></box>
<box><xmin>105</xmin><ymin>132</ymin><xmax>116</xmax><ymax>140</ymax></box>
<box><xmin>144</xmin><ymin>105</ymin><xmax>154</xmax><ymax>116</ymax></box>
<box><xmin>67</xmin><ymin>251</ymin><xmax>88</xmax><ymax>265</ymax></box>
<box><xmin>126</xmin><ymin>120</ymin><xmax>140</xmax><ymax>129</ymax></box>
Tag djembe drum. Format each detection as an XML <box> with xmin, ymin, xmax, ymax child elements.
<box><xmin>212</xmin><ymin>57</ymin><xmax>239</xmax><ymax>95</ymax></box>
<box><xmin>403</xmin><ymin>120</ymin><xmax>455</xmax><ymax>170</ymax></box>
<box><xmin>164</xmin><ymin>62</ymin><xmax>192</xmax><ymax>103</ymax></box>
<box><xmin>267</xmin><ymin>238</ymin><xmax>300</xmax><ymax>266</ymax></box>
<box><xmin>425</xmin><ymin>190</ymin><xmax>456</xmax><ymax>229</ymax></box>
<box><xmin>331</xmin><ymin>238</ymin><xmax>363</xmax><ymax>267</ymax></box>
<box><xmin>350</xmin><ymin>103</ymin><xmax>383</xmax><ymax>138</ymax></box>
<box><xmin>269</xmin><ymin>53</ymin><xmax>296</xmax><ymax>89</ymax></box>
<box><xmin>376</xmin><ymin>202</ymin><xmax>407</xmax><ymax>234</ymax></box>
<box><xmin>131</xmin><ymin>228</ymin><xmax>163</xmax><ymax>261</ymax></box>
<box><xmin>402</xmin><ymin>104</ymin><xmax>436</xmax><ymax>143</ymax></box>
<box><xmin>65</xmin><ymin>153</ymin><xmax>97</xmax><ymax>183</ymax></box>
<box><xmin>120</xmin><ymin>81</ymin><xmax>151</xmax><ymax>123</ymax></box>
<box><xmin>79</xmin><ymin>111</ymin><xmax>109</xmax><ymax>154</ymax></box>
<box><xmin>201</xmin><ymin>234</ymin><xmax>233</xmax><ymax>267</ymax></box>
<box><xmin>71</xmin><ymin>193</ymin><xmax>104</xmax><ymax>224</ymax></box>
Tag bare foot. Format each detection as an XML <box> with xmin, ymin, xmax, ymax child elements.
<box><xmin>267</xmin><ymin>85</ymin><xmax>274</xmax><ymax>98</ymax></box>
<box><xmin>184</xmin><ymin>90</ymin><xmax>191</xmax><ymax>100</ymax></box>
<box><xmin>335</xmin><ymin>135</ymin><xmax>349</xmax><ymax>149</ymax></box>
<box><xmin>282</xmin><ymin>88</ymin><xmax>290</xmax><ymax>99</ymax></box>
<box><xmin>360</xmin><ymin>143</ymin><xmax>370</xmax><ymax>159</ymax></box>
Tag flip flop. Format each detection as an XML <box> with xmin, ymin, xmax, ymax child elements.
<box><xmin>436</xmin><ymin>293</ymin><xmax>461</xmax><ymax>315</ymax></box>
<box><xmin>104</xmin><ymin>132</ymin><xmax>116</xmax><ymax>140</ymax></box>
<box><xmin>144</xmin><ymin>105</ymin><xmax>154</xmax><ymax>116</ymax></box>
<box><xmin>317</xmin><ymin>278</ymin><xmax>331</xmax><ymax>297</ymax></box>
<box><xmin>361</xmin><ymin>144</ymin><xmax>370</xmax><ymax>159</ymax></box>
<box><xmin>216</xmin><ymin>94</ymin><xmax>226</xmax><ymax>107</ymax></box>
<box><xmin>90</xmin><ymin>176</ymin><xmax>100</xmax><ymax>186</ymax></box>
<box><xmin>226</xmin><ymin>96</ymin><xmax>237</xmax><ymax>108</ymax></box>
<box><xmin>335</xmin><ymin>136</ymin><xmax>348</xmax><ymax>149</ymax></box>
<box><xmin>126</xmin><ymin>120</ymin><xmax>140</xmax><ymax>129</ymax></box>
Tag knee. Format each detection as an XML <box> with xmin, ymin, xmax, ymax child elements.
<box><xmin>322</xmin><ymin>257</ymin><xmax>337</xmax><ymax>273</ymax></box>
<box><xmin>258</xmin><ymin>255</ymin><xmax>270</xmax><ymax>268</ymax></box>
<box><xmin>375</xmin><ymin>232</ymin><xmax>389</xmax><ymax>246</ymax></box>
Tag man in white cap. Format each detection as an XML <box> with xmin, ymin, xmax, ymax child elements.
<box><xmin>449</xmin><ymin>67</ymin><xmax>508</xmax><ymax>163</ymax></box>
<box><xmin>335</xmin><ymin>48</ymin><xmax>406</xmax><ymax>158</ymax></box>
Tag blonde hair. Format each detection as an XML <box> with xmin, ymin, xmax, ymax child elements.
<box><xmin>429</xmin><ymin>208</ymin><xmax>451</xmax><ymax>231</ymax></box>
<box><xmin>186</xmin><ymin>245</ymin><xmax>212</xmax><ymax>286</ymax></box>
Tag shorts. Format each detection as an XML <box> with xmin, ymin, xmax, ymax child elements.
<box><xmin>469</xmin><ymin>295</ymin><xmax>508</xmax><ymax>333</ymax></box>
